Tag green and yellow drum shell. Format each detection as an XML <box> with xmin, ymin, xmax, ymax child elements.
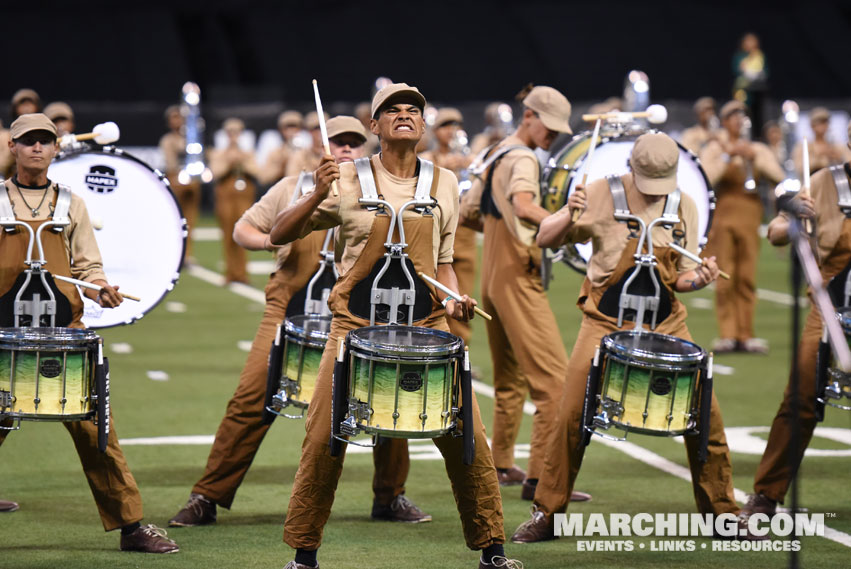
<box><xmin>282</xmin><ymin>314</ymin><xmax>331</xmax><ymax>408</ymax></box>
<box><xmin>346</xmin><ymin>325</ymin><xmax>462</xmax><ymax>438</ymax></box>
<box><xmin>598</xmin><ymin>330</ymin><xmax>705</xmax><ymax>436</ymax></box>
<box><xmin>0</xmin><ymin>327</ymin><xmax>99</xmax><ymax>421</ymax></box>
<box><xmin>825</xmin><ymin>306</ymin><xmax>851</xmax><ymax>401</ymax></box>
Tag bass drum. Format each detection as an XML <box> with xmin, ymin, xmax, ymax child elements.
<box><xmin>541</xmin><ymin>129</ymin><xmax>715</xmax><ymax>273</ymax></box>
<box><xmin>48</xmin><ymin>147</ymin><xmax>186</xmax><ymax>328</ymax></box>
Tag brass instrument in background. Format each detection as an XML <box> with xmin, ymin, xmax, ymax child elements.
<box><xmin>177</xmin><ymin>82</ymin><xmax>213</xmax><ymax>185</ymax></box>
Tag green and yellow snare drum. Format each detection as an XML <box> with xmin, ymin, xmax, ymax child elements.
<box><xmin>585</xmin><ymin>330</ymin><xmax>708</xmax><ymax>438</ymax></box>
<box><xmin>0</xmin><ymin>327</ymin><xmax>99</xmax><ymax>422</ymax></box>
<box><xmin>343</xmin><ymin>325</ymin><xmax>463</xmax><ymax>438</ymax></box>
<box><xmin>275</xmin><ymin>314</ymin><xmax>331</xmax><ymax>413</ymax></box>
<box><xmin>817</xmin><ymin>306</ymin><xmax>851</xmax><ymax>410</ymax></box>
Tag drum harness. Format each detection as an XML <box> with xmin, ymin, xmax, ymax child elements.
<box><xmin>0</xmin><ymin>182</ymin><xmax>110</xmax><ymax>450</ymax></box>
<box><xmin>294</xmin><ymin>171</ymin><xmax>338</xmax><ymax>317</ymax></box>
<box><xmin>606</xmin><ymin>175</ymin><xmax>683</xmax><ymax>331</ymax></box>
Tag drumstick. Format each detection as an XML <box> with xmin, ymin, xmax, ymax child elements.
<box><xmin>417</xmin><ymin>272</ymin><xmax>492</xmax><ymax>320</ymax></box>
<box><xmin>570</xmin><ymin>118</ymin><xmax>602</xmax><ymax>222</ymax></box>
<box><xmin>312</xmin><ymin>79</ymin><xmax>339</xmax><ymax>197</ymax></box>
<box><xmin>53</xmin><ymin>274</ymin><xmax>141</xmax><ymax>302</ymax></box>
<box><xmin>59</xmin><ymin>122</ymin><xmax>121</xmax><ymax>148</ymax></box>
<box><xmin>667</xmin><ymin>242</ymin><xmax>730</xmax><ymax>280</ymax></box>
<box><xmin>582</xmin><ymin>104</ymin><xmax>668</xmax><ymax>125</ymax></box>
<box><xmin>801</xmin><ymin>139</ymin><xmax>814</xmax><ymax>234</ymax></box>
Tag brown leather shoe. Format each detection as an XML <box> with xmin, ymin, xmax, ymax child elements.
<box><xmin>497</xmin><ymin>465</ymin><xmax>526</xmax><ymax>486</ymax></box>
<box><xmin>120</xmin><ymin>524</ymin><xmax>179</xmax><ymax>553</ymax></box>
<box><xmin>169</xmin><ymin>493</ymin><xmax>217</xmax><ymax>527</ymax></box>
<box><xmin>283</xmin><ymin>562</ymin><xmax>318</xmax><ymax>569</ymax></box>
<box><xmin>570</xmin><ymin>490</ymin><xmax>592</xmax><ymax>502</ymax></box>
<box><xmin>714</xmin><ymin>517</ymin><xmax>770</xmax><ymax>541</ymax></box>
<box><xmin>0</xmin><ymin>499</ymin><xmax>19</xmax><ymax>512</ymax></box>
<box><xmin>478</xmin><ymin>555</ymin><xmax>524</xmax><ymax>568</ymax></box>
<box><xmin>510</xmin><ymin>505</ymin><xmax>556</xmax><ymax>543</ymax></box>
<box><xmin>739</xmin><ymin>493</ymin><xmax>777</xmax><ymax>520</ymax></box>
<box><xmin>371</xmin><ymin>494</ymin><xmax>432</xmax><ymax>523</ymax></box>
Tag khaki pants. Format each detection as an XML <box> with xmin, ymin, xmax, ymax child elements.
<box><xmin>705</xmin><ymin>197</ymin><xmax>762</xmax><ymax>341</ymax></box>
<box><xmin>283</xmin><ymin>318</ymin><xmax>505</xmax><ymax>551</ymax></box>
<box><xmin>1</xmin><ymin>414</ymin><xmax>144</xmax><ymax>531</ymax></box>
<box><xmin>215</xmin><ymin>184</ymin><xmax>255</xmax><ymax>283</ymax></box>
<box><xmin>194</xmin><ymin>276</ymin><xmax>410</xmax><ymax>509</ymax></box>
<box><xmin>753</xmin><ymin>305</ymin><xmax>822</xmax><ymax>503</ymax></box>
<box><xmin>534</xmin><ymin>315</ymin><xmax>740</xmax><ymax>517</ymax></box>
<box><xmin>170</xmin><ymin>180</ymin><xmax>201</xmax><ymax>259</ymax></box>
<box><xmin>447</xmin><ymin>225</ymin><xmax>477</xmax><ymax>344</ymax></box>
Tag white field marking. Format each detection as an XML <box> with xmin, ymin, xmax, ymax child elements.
<box><xmin>189</xmin><ymin>264</ymin><xmax>851</xmax><ymax>548</ymax></box>
<box><xmin>110</xmin><ymin>342</ymin><xmax>133</xmax><ymax>354</ymax></box>
<box><xmin>722</xmin><ymin>426</ymin><xmax>851</xmax><ymax>458</ymax></box>
<box><xmin>756</xmin><ymin>288</ymin><xmax>809</xmax><ymax>307</ymax></box>
<box><xmin>712</xmin><ymin>364</ymin><xmax>735</xmax><ymax>376</ymax></box>
<box><xmin>192</xmin><ymin>227</ymin><xmax>222</xmax><ymax>241</ymax></box>
<box><xmin>237</xmin><ymin>340</ymin><xmax>253</xmax><ymax>352</ymax></box>
<box><xmin>187</xmin><ymin>264</ymin><xmax>267</xmax><ymax>304</ymax></box>
<box><xmin>248</xmin><ymin>260</ymin><xmax>276</xmax><ymax>275</ymax></box>
<box><xmin>146</xmin><ymin>370</ymin><xmax>170</xmax><ymax>381</ymax></box>
<box><xmin>689</xmin><ymin>297</ymin><xmax>713</xmax><ymax>310</ymax></box>
<box><xmin>165</xmin><ymin>301</ymin><xmax>187</xmax><ymax>313</ymax></box>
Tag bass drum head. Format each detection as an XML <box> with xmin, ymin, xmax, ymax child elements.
<box><xmin>542</xmin><ymin>130</ymin><xmax>715</xmax><ymax>273</ymax></box>
<box><xmin>48</xmin><ymin>147</ymin><xmax>186</xmax><ymax>328</ymax></box>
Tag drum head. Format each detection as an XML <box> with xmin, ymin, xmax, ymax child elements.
<box><xmin>285</xmin><ymin>314</ymin><xmax>332</xmax><ymax>340</ymax></box>
<box><xmin>348</xmin><ymin>325</ymin><xmax>462</xmax><ymax>357</ymax></box>
<box><xmin>603</xmin><ymin>330</ymin><xmax>705</xmax><ymax>363</ymax></box>
<box><xmin>48</xmin><ymin>147</ymin><xmax>186</xmax><ymax>328</ymax></box>
<box><xmin>542</xmin><ymin>130</ymin><xmax>715</xmax><ymax>273</ymax></box>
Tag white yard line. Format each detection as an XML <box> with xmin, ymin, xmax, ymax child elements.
<box><xmin>174</xmin><ymin>265</ymin><xmax>851</xmax><ymax>548</ymax></box>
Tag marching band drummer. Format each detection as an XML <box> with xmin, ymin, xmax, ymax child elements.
<box><xmin>680</xmin><ymin>97</ymin><xmax>718</xmax><ymax>155</ymax></box>
<box><xmin>792</xmin><ymin>107</ymin><xmax>851</xmax><ymax>177</ymax></box>
<box><xmin>160</xmin><ymin>105</ymin><xmax>202</xmax><ymax>262</ymax></box>
<box><xmin>0</xmin><ymin>89</ymin><xmax>43</xmax><ymax>178</ymax></box>
<box><xmin>43</xmin><ymin>101</ymin><xmax>75</xmax><ymax>137</ymax></box>
<box><xmin>700</xmin><ymin>100</ymin><xmax>785</xmax><ymax>354</ymax></box>
<box><xmin>420</xmin><ymin>107</ymin><xmax>477</xmax><ymax>345</ymax></box>
<box><xmin>259</xmin><ymin>111</ymin><xmax>304</xmax><ymax>186</ymax></box>
<box><xmin>270</xmin><ymin>83</ymin><xmax>518</xmax><ymax>569</ymax></box>
<box><xmin>510</xmin><ymin>133</ymin><xmax>744</xmax><ymax>543</ymax></box>
<box><xmin>739</xmin><ymin>122</ymin><xmax>851</xmax><ymax>522</ymax></box>
<box><xmin>168</xmin><ymin>115</ymin><xmax>431</xmax><ymax>528</ymax></box>
<box><xmin>461</xmin><ymin>85</ymin><xmax>590</xmax><ymax>504</ymax></box>
<box><xmin>0</xmin><ymin>113</ymin><xmax>178</xmax><ymax>553</ymax></box>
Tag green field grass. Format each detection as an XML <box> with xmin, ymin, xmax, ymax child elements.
<box><xmin>2</xmin><ymin>218</ymin><xmax>850</xmax><ymax>568</ymax></box>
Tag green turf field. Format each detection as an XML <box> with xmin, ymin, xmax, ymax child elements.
<box><xmin>2</xmin><ymin>218</ymin><xmax>851</xmax><ymax>569</ymax></box>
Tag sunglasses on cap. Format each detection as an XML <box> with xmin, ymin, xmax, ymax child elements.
<box><xmin>14</xmin><ymin>132</ymin><xmax>57</xmax><ymax>146</ymax></box>
<box><xmin>330</xmin><ymin>135</ymin><xmax>365</xmax><ymax>148</ymax></box>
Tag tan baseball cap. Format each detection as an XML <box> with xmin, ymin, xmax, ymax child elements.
<box><xmin>630</xmin><ymin>132</ymin><xmax>679</xmax><ymax>196</ymax></box>
<box><xmin>11</xmin><ymin>88</ymin><xmax>40</xmax><ymax>108</ymax></box>
<box><xmin>523</xmin><ymin>86</ymin><xmax>572</xmax><ymax>134</ymax></box>
<box><xmin>810</xmin><ymin>107</ymin><xmax>830</xmax><ymax>124</ymax></box>
<box><xmin>693</xmin><ymin>96</ymin><xmax>716</xmax><ymax>114</ymax></box>
<box><xmin>10</xmin><ymin>113</ymin><xmax>57</xmax><ymax>140</ymax></box>
<box><xmin>371</xmin><ymin>83</ymin><xmax>426</xmax><ymax>118</ymax></box>
<box><xmin>326</xmin><ymin>115</ymin><xmax>367</xmax><ymax>142</ymax></box>
<box><xmin>720</xmin><ymin>100</ymin><xmax>746</xmax><ymax>120</ymax></box>
<box><xmin>223</xmin><ymin>118</ymin><xmax>245</xmax><ymax>132</ymax></box>
<box><xmin>304</xmin><ymin>111</ymin><xmax>330</xmax><ymax>130</ymax></box>
<box><xmin>278</xmin><ymin>110</ymin><xmax>303</xmax><ymax>129</ymax></box>
<box><xmin>434</xmin><ymin>107</ymin><xmax>463</xmax><ymax>128</ymax></box>
<box><xmin>44</xmin><ymin>101</ymin><xmax>74</xmax><ymax>122</ymax></box>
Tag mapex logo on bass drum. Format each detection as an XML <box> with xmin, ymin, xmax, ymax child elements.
<box><xmin>85</xmin><ymin>165</ymin><xmax>118</xmax><ymax>193</ymax></box>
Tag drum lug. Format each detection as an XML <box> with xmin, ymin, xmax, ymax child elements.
<box><xmin>340</xmin><ymin>415</ymin><xmax>361</xmax><ymax>437</ymax></box>
<box><xmin>0</xmin><ymin>390</ymin><xmax>12</xmax><ymax>411</ymax></box>
<box><xmin>264</xmin><ymin>391</ymin><xmax>306</xmax><ymax>420</ymax></box>
<box><xmin>0</xmin><ymin>415</ymin><xmax>21</xmax><ymax>431</ymax></box>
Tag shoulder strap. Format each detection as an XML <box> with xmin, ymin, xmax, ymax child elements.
<box><xmin>606</xmin><ymin>175</ymin><xmax>630</xmax><ymax>221</ymax></box>
<box><xmin>354</xmin><ymin>156</ymin><xmax>378</xmax><ymax>200</ymax></box>
<box><xmin>414</xmin><ymin>159</ymin><xmax>434</xmax><ymax>202</ymax></box>
<box><xmin>830</xmin><ymin>164</ymin><xmax>851</xmax><ymax>214</ymax></box>
<box><xmin>661</xmin><ymin>189</ymin><xmax>682</xmax><ymax>226</ymax></box>
<box><xmin>469</xmin><ymin>144</ymin><xmax>537</xmax><ymax>177</ymax></box>
<box><xmin>51</xmin><ymin>184</ymin><xmax>72</xmax><ymax>227</ymax></box>
<box><xmin>290</xmin><ymin>170</ymin><xmax>313</xmax><ymax>205</ymax></box>
<box><xmin>0</xmin><ymin>181</ymin><xmax>15</xmax><ymax>227</ymax></box>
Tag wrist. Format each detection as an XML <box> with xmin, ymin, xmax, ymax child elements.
<box><xmin>441</xmin><ymin>296</ymin><xmax>454</xmax><ymax>308</ymax></box>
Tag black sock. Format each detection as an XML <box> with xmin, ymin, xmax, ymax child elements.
<box><xmin>120</xmin><ymin>522</ymin><xmax>141</xmax><ymax>536</ymax></box>
<box><xmin>481</xmin><ymin>543</ymin><xmax>505</xmax><ymax>565</ymax></box>
<box><xmin>526</xmin><ymin>478</ymin><xmax>538</xmax><ymax>486</ymax></box>
<box><xmin>295</xmin><ymin>548</ymin><xmax>318</xmax><ymax>567</ymax></box>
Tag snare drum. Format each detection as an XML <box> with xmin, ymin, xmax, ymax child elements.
<box><xmin>0</xmin><ymin>328</ymin><xmax>99</xmax><ymax>421</ymax></box>
<box><xmin>343</xmin><ymin>325</ymin><xmax>462</xmax><ymax>438</ymax></box>
<box><xmin>48</xmin><ymin>147</ymin><xmax>186</xmax><ymax>328</ymax></box>
<box><xmin>542</xmin><ymin>130</ymin><xmax>715</xmax><ymax>273</ymax></box>
<box><xmin>819</xmin><ymin>306</ymin><xmax>851</xmax><ymax>409</ymax></box>
<box><xmin>280</xmin><ymin>314</ymin><xmax>331</xmax><ymax>409</ymax></box>
<box><xmin>586</xmin><ymin>330</ymin><xmax>707</xmax><ymax>437</ymax></box>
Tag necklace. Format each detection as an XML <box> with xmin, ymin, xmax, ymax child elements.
<box><xmin>13</xmin><ymin>178</ymin><xmax>51</xmax><ymax>217</ymax></box>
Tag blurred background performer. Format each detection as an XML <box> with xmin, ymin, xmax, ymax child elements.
<box><xmin>511</xmin><ymin>133</ymin><xmax>740</xmax><ymax>543</ymax></box>
<box><xmin>421</xmin><ymin>107</ymin><xmax>476</xmax><ymax>344</ymax></box>
<box><xmin>169</xmin><ymin>115</ymin><xmax>429</xmax><ymax>528</ymax></box>
<box><xmin>160</xmin><ymin>105</ymin><xmax>202</xmax><ymax>262</ymax></box>
<box><xmin>259</xmin><ymin>110</ymin><xmax>303</xmax><ymax>186</ymax></box>
<box><xmin>470</xmin><ymin>102</ymin><xmax>512</xmax><ymax>156</ymax></box>
<box><xmin>0</xmin><ymin>113</ymin><xmax>178</xmax><ymax>554</ymax></box>
<box><xmin>700</xmin><ymin>100</ymin><xmax>785</xmax><ymax>354</ymax></box>
<box><xmin>732</xmin><ymin>32</ymin><xmax>768</xmax><ymax>133</ymax></box>
<box><xmin>680</xmin><ymin>96</ymin><xmax>718</xmax><ymax>155</ymax></box>
<box><xmin>462</xmin><ymin>85</ymin><xmax>590</xmax><ymax>503</ymax></box>
<box><xmin>355</xmin><ymin>101</ymin><xmax>380</xmax><ymax>155</ymax></box>
<box><xmin>0</xmin><ymin>89</ymin><xmax>42</xmax><ymax>178</ymax></box>
<box><xmin>43</xmin><ymin>101</ymin><xmax>75</xmax><ymax>137</ymax></box>
<box><xmin>792</xmin><ymin>107</ymin><xmax>851</xmax><ymax>177</ymax></box>
<box><xmin>285</xmin><ymin>111</ymin><xmax>327</xmax><ymax>177</ymax></box>
<box><xmin>209</xmin><ymin>118</ymin><xmax>259</xmax><ymax>284</ymax></box>
<box><xmin>271</xmin><ymin>83</ymin><xmax>516</xmax><ymax>569</ymax></box>
<box><xmin>740</xmin><ymin>122</ymin><xmax>851</xmax><ymax>522</ymax></box>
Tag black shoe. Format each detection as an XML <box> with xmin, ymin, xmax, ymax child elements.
<box><xmin>371</xmin><ymin>494</ymin><xmax>432</xmax><ymax>523</ymax></box>
<box><xmin>168</xmin><ymin>493</ymin><xmax>217</xmax><ymax>527</ymax></box>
